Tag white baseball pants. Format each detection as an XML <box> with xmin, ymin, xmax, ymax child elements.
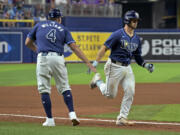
<box><xmin>36</xmin><ymin>52</ymin><xmax>71</xmax><ymax>94</ymax></box>
<box><xmin>98</xmin><ymin>58</ymin><xmax>135</xmax><ymax>119</ymax></box>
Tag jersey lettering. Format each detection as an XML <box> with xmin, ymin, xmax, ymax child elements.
<box><xmin>46</xmin><ymin>29</ymin><xmax>56</xmax><ymax>43</ymax></box>
<box><xmin>120</xmin><ymin>40</ymin><xmax>138</xmax><ymax>52</ymax></box>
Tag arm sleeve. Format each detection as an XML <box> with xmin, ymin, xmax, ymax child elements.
<box><xmin>64</xmin><ymin>28</ymin><xmax>75</xmax><ymax>45</ymax></box>
<box><xmin>104</xmin><ymin>31</ymin><xmax>119</xmax><ymax>49</ymax></box>
<box><xmin>133</xmin><ymin>38</ymin><xmax>145</xmax><ymax>66</ymax></box>
<box><xmin>134</xmin><ymin>55</ymin><xmax>144</xmax><ymax>66</ymax></box>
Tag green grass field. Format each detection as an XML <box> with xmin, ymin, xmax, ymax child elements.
<box><xmin>85</xmin><ymin>104</ymin><xmax>180</xmax><ymax>122</ymax></box>
<box><xmin>1</xmin><ymin>122</ymin><xmax>180</xmax><ymax>135</ymax></box>
<box><xmin>0</xmin><ymin>63</ymin><xmax>180</xmax><ymax>135</ymax></box>
<box><xmin>0</xmin><ymin>63</ymin><xmax>180</xmax><ymax>86</ymax></box>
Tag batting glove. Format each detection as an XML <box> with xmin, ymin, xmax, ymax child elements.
<box><xmin>144</xmin><ymin>63</ymin><xmax>154</xmax><ymax>73</ymax></box>
<box><xmin>87</xmin><ymin>61</ymin><xmax>98</xmax><ymax>74</ymax></box>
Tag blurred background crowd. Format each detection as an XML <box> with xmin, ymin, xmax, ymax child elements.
<box><xmin>0</xmin><ymin>0</ymin><xmax>178</xmax><ymax>28</ymax></box>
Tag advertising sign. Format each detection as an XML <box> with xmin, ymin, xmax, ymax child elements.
<box><xmin>66</xmin><ymin>32</ymin><xmax>180</xmax><ymax>62</ymax></box>
<box><xmin>138</xmin><ymin>32</ymin><xmax>180</xmax><ymax>61</ymax></box>
<box><xmin>0</xmin><ymin>32</ymin><xmax>22</xmax><ymax>63</ymax></box>
<box><xmin>65</xmin><ymin>32</ymin><xmax>111</xmax><ymax>61</ymax></box>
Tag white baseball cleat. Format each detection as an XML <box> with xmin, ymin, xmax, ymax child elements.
<box><xmin>90</xmin><ymin>73</ymin><xmax>101</xmax><ymax>89</ymax></box>
<box><xmin>42</xmin><ymin>117</ymin><xmax>55</xmax><ymax>126</ymax></box>
<box><xmin>69</xmin><ymin>112</ymin><xmax>80</xmax><ymax>126</ymax></box>
<box><xmin>116</xmin><ymin>117</ymin><xmax>134</xmax><ymax>126</ymax></box>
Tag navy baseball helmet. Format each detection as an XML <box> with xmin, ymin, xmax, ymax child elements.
<box><xmin>48</xmin><ymin>8</ymin><xmax>62</xmax><ymax>18</ymax></box>
<box><xmin>124</xmin><ymin>10</ymin><xmax>140</xmax><ymax>24</ymax></box>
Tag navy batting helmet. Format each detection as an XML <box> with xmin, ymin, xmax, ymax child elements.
<box><xmin>124</xmin><ymin>10</ymin><xmax>140</xmax><ymax>24</ymax></box>
<box><xmin>48</xmin><ymin>8</ymin><xmax>62</xmax><ymax>18</ymax></box>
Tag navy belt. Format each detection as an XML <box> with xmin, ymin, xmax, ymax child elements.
<box><xmin>40</xmin><ymin>52</ymin><xmax>63</xmax><ymax>56</ymax></box>
<box><xmin>111</xmin><ymin>59</ymin><xmax>129</xmax><ymax>66</ymax></box>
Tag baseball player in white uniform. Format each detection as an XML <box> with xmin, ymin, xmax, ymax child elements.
<box><xmin>89</xmin><ymin>10</ymin><xmax>154</xmax><ymax>126</ymax></box>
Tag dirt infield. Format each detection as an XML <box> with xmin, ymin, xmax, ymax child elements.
<box><xmin>0</xmin><ymin>83</ymin><xmax>180</xmax><ymax>132</ymax></box>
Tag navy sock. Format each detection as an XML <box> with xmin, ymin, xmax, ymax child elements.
<box><xmin>41</xmin><ymin>93</ymin><xmax>52</xmax><ymax>118</ymax></box>
<box><xmin>62</xmin><ymin>90</ymin><xmax>74</xmax><ymax>112</ymax></box>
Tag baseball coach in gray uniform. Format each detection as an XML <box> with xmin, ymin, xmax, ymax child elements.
<box><xmin>25</xmin><ymin>8</ymin><xmax>96</xmax><ymax>126</ymax></box>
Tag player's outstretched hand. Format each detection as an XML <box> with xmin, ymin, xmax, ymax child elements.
<box><xmin>144</xmin><ymin>63</ymin><xmax>154</xmax><ymax>73</ymax></box>
<box><xmin>87</xmin><ymin>61</ymin><xmax>98</xmax><ymax>74</ymax></box>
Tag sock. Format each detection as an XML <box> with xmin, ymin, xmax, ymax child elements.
<box><xmin>96</xmin><ymin>80</ymin><xmax>106</xmax><ymax>95</ymax></box>
<box><xmin>62</xmin><ymin>90</ymin><xmax>74</xmax><ymax>112</ymax></box>
<box><xmin>96</xmin><ymin>80</ymin><xmax>104</xmax><ymax>87</ymax></box>
<box><xmin>41</xmin><ymin>93</ymin><xmax>52</xmax><ymax>118</ymax></box>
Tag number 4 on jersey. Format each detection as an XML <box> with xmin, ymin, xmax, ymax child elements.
<box><xmin>46</xmin><ymin>29</ymin><xmax>56</xmax><ymax>43</ymax></box>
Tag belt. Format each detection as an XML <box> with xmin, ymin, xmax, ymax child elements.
<box><xmin>111</xmin><ymin>59</ymin><xmax>129</xmax><ymax>66</ymax></box>
<box><xmin>40</xmin><ymin>52</ymin><xmax>63</xmax><ymax>56</ymax></box>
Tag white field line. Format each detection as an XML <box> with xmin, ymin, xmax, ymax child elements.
<box><xmin>0</xmin><ymin>113</ymin><xmax>180</xmax><ymax>126</ymax></box>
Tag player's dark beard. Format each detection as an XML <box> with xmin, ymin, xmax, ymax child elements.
<box><xmin>127</xmin><ymin>23</ymin><xmax>136</xmax><ymax>30</ymax></box>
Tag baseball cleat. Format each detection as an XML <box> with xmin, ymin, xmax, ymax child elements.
<box><xmin>116</xmin><ymin>117</ymin><xmax>134</xmax><ymax>126</ymax></box>
<box><xmin>71</xmin><ymin>119</ymin><xmax>80</xmax><ymax>126</ymax></box>
<box><xmin>90</xmin><ymin>73</ymin><xmax>101</xmax><ymax>89</ymax></box>
<box><xmin>69</xmin><ymin>112</ymin><xmax>80</xmax><ymax>126</ymax></box>
<box><xmin>42</xmin><ymin>117</ymin><xmax>55</xmax><ymax>126</ymax></box>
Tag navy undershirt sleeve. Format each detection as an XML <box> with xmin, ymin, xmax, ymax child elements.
<box><xmin>133</xmin><ymin>37</ymin><xmax>144</xmax><ymax>66</ymax></box>
<box><xmin>134</xmin><ymin>54</ymin><xmax>144</xmax><ymax>66</ymax></box>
